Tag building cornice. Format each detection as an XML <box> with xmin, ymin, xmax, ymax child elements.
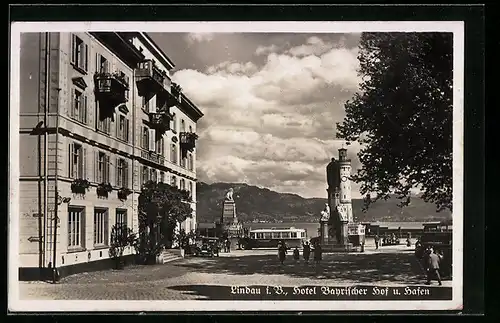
<box><xmin>179</xmin><ymin>92</ymin><xmax>204</xmax><ymax>122</ymax></box>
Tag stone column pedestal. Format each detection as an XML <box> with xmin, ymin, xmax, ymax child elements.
<box><xmin>320</xmin><ymin>220</ymin><xmax>329</xmax><ymax>245</ymax></box>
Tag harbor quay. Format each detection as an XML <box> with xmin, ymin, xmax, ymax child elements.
<box><xmin>19</xmin><ymin>245</ymin><xmax>451</xmax><ymax>301</ymax></box>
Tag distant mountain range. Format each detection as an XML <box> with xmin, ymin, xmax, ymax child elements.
<box><xmin>196</xmin><ymin>182</ymin><xmax>452</xmax><ymax>224</ymax></box>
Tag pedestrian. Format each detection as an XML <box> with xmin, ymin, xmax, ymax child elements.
<box><xmin>303</xmin><ymin>242</ymin><xmax>311</xmax><ymax>264</ymax></box>
<box><xmin>293</xmin><ymin>247</ymin><xmax>300</xmax><ymax>262</ymax></box>
<box><xmin>426</xmin><ymin>247</ymin><xmax>443</xmax><ymax>286</ymax></box>
<box><xmin>406</xmin><ymin>237</ymin><xmax>411</xmax><ymax>247</ymax></box>
<box><xmin>313</xmin><ymin>243</ymin><xmax>322</xmax><ymax>266</ymax></box>
<box><xmin>374</xmin><ymin>235</ymin><xmax>380</xmax><ymax>250</ymax></box>
<box><xmin>226</xmin><ymin>239</ymin><xmax>231</xmax><ymax>253</ymax></box>
<box><xmin>278</xmin><ymin>242</ymin><xmax>287</xmax><ymax>265</ymax></box>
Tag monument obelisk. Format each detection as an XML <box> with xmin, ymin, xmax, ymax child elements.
<box><xmin>321</xmin><ymin>147</ymin><xmax>354</xmax><ymax>251</ymax></box>
<box><xmin>220</xmin><ymin>188</ymin><xmax>243</xmax><ymax>241</ymax></box>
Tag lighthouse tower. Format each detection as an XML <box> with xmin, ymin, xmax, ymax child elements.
<box><xmin>338</xmin><ymin>148</ymin><xmax>353</xmax><ymax>223</ymax></box>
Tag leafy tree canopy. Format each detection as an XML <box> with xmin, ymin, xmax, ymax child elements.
<box><xmin>337</xmin><ymin>32</ymin><xmax>453</xmax><ymax>212</ymax></box>
<box><xmin>138</xmin><ymin>181</ymin><xmax>193</xmax><ymax>227</ymax></box>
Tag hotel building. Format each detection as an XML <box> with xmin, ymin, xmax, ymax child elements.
<box><xmin>18</xmin><ymin>32</ymin><xmax>203</xmax><ymax>280</ymax></box>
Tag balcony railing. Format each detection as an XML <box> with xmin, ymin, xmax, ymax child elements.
<box><xmin>135</xmin><ymin>59</ymin><xmax>166</xmax><ymax>97</ymax></box>
<box><xmin>147</xmin><ymin>111</ymin><xmax>172</xmax><ymax>135</ymax></box>
<box><xmin>179</xmin><ymin>132</ymin><xmax>198</xmax><ymax>151</ymax></box>
<box><xmin>94</xmin><ymin>73</ymin><xmax>129</xmax><ymax>105</ymax></box>
<box><xmin>141</xmin><ymin>150</ymin><xmax>165</xmax><ymax>166</ymax></box>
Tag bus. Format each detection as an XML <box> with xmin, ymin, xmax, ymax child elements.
<box><xmin>239</xmin><ymin>227</ymin><xmax>308</xmax><ymax>249</ymax></box>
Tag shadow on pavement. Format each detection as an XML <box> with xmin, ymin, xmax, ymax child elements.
<box><xmin>174</xmin><ymin>251</ymin><xmax>450</xmax><ymax>284</ymax></box>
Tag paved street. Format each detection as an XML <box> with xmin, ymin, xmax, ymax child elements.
<box><xmin>19</xmin><ymin>245</ymin><xmax>452</xmax><ymax>300</ymax></box>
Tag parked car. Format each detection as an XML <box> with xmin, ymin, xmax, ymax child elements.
<box><xmin>193</xmin><ymin>237</ymin><xmax>220</xmax><ymax>257</ymax></box>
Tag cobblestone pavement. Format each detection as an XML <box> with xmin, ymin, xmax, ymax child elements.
<box><xmin>19</xmin><ymin>246</ymin><xmax>452</xmax><ymax>300</ymax></box>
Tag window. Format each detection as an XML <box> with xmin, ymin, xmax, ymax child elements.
<box><xmin>150</xmin><ymin>168</ymin><xmax>157</xmax><ymax>183</ymax></box>
<box><xmin>264</xmin><ymin>232</ymin><xmax>272</xmax><ymax>239</ymax></box>
<box><xmin>171</xmin><ymin>113</ymin><xmax>177</xmax><ymax>132</ymax></box>
<box><xmin>181</xmin><ymin>119</ymin><xmax>186</xmax><ymax>132</ymax></box>
<box><xmin>272</xmin><ymin>232</ymin><xmax>281</xmax><ymax>239</ymax></box>
<box><xmin>141</xmin><ymin>166</ymin><xmax>149</xmax><ymax>186</ymax></box>
<box><xmin>116</xmin><ymin>158</ymin><xmax>129</xmax><ymax>188</ymax></box>
<box><xmin>188</xmin><ymin>153</ymin><xmax>194</xmax><ymax>171</ymax></box>
<box><xmin>291</xmin><ymin>232</ymin><xmax>297</xmax><ymax>238</ymax></box>
<box><xmin>256</xmin><ymin>233</ymin><xmax>263</xmax><ymax>239</ymax></box>
<box><xmin>94</xmin><ymin>208</ymin><xmax>109</xmax><ymax>246</ymax></box>
<box><xmin>71</xmin><ymin>34</ymin><xmax>88</xmax><ymax>72</ymax></box>
<box><xmin>282</xmin><ymin>232</ymin><xmax>290</xmax><ymax>238</ymax></box>
<box><xmin>116</xmin><ymin>209</ymin><xmax>127</xmax><ymax>228</ymax></box>
<box><xmin>171</xmin><ymin>175</ymin><xmax>177</xmax><ymax>187</ymax></box>
<box><xmin>68</xmin><ymin>143</ymin><xmax>86</xmax><ymax>179</ymax></box>
<box><xmin>142</xmin><ymin>127</ymin><xmax>150</xmax><ymax>150</ymax></box>
<box><xmin>171</xmin><ymin>143</ymin><xmax>177</xmax><ymax>164</ymax></box>
<box><xmin>180</xmin><ymin>179</ymin><xmax>185</xmax><ymax>190</ymax></box>
<box><xmin>96</xmin><ymin>53</ymin><xmax>110</xmax><ymax>73</ymax></box>
<box><xmin>181</xmin><ymin>155</ymin><xmax>187</xmax><ymax>168</ymax></box>
<box><xmin>117</xmin><ymin>115</ymin><xmax>129</xmax><ymax>142</ymax></box>
<box><xmin>159</xmin><ymin>171</ymin><xmax>165</xmax><ymax>183</ymax></box>
<box><xmin>95</xmin><ymin>151</ymin><xmax>110</xmax><ymax>183</ymax></box>
<box><xmin>189</xmin><ymin>181</ymin><xmax>193</xmax><ymax>195</ymax></box>
<box><xmin>70</xmin><ymin>89</ymin><xmax>88</xmax><ymax>124</ymax></box>
<box><xmin>96</xmin><ymin>102</ymin><xmax>111</xmax><ymax>134</ymax></box>
<box><xmin>68</xmin><ymin>207</ymin><xmax>85</xmax><ymax>249</ymax></box>
<box><xmin>155</xmin><ymin>137</ymin><xmax>164</xmax><ymax>156</ymax></box>
<box><xmin>189</xmin><ymin>125</ymin><xmax>193</xmax><ymax>133</ymax></box>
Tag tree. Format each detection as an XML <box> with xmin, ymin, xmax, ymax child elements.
<box><xmin>337</xmin><ymin>32</ymin><xmax>453</xmax><ymax>212</ymax></box>
<box><xmin>137</xmin><ymin>181</ymin><xmax>193</xmax><ymax>264</ymax></box>
<box><xmin>108</xmin><ymin>223</ymin><xmax>136</xmax><ymax>269</ymax></box>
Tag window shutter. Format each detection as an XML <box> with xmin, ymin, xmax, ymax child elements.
<box><xmin>69</xmin><ymin>90</ymin><xmax>75</xmax><ymax>119</ymax></box>
<box><xmin>106</xmin><ymin>155</ymin><xmax>111</xmax><ymax>184</ymax></box>
<box><xmin>125</xmin><ymin>119</ymin><xmax>129</xmax><ymax>142</ymax></box>
<box><xmin>71</xmin><ymin>34</ymin><xmax>76</xmax><ymax>65</ymax></box>
<box><xmin>124</xmin><ymin>162</ymin><xmax>129</xmax><ymax>188</ymax></box>
<box><xmin>82</xmin><ymin>147</ymin><xmax>87</xmax><ymax>180</ymax></box>
<box><xmin>149</xmin><ymin>129</ymin><xmax>155</xmax><ymax>151</ymax></box>
<box><xmin>104</xmin><ymin>212</ymin><xmax>109</xmax><ymax>245</ymax></box>
<box><xmin>115</xmin><ymin>116</ymin><xmax>120</xmax><ymax>139</ymax></box>
<box><xmin>68</xmin><ymin>143</ymin><xmax>74</xmax><ymax>178</ymax></box>
<box><xmin>94</xmin><ymin>150</ymin><xmax>98</xmax><ymax>183</ymax></box>
<box><xmin>105</xmin><ymin>60</ymin><xmax>110</xmax><ymax>74</ymax></box>
<box><xmin>83</xmin><ymin>94</ymin><xmax>88</xmax><ymax>124</ymax></box>
<box><xmin>96</xmin><ymin>53</ymin><xmax>100</xmax><ymax>73</ymax></box>
<box><xmin>139</xmin><ymin>166</ymin><xmax>143</xmax><ymax>188</ymax></box>
<box><xmin>115</xmin><ymin>157</ymin><xmax>120</xmax><ymax>187</ymax></box>
<box><xmin>84</xmin><ymin>43</ymin><xmax>88</xmax><ymax>72</ymax></box>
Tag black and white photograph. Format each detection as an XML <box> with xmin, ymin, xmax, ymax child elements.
<box><xmin>9</xmin><ymin>21</ymin><xmax>464</xmax><ymax>312</ymax></box>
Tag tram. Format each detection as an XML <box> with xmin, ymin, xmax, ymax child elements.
<box><xmin>239</xmin><ymin>227</ymin><xmax>308</xmax><ymax>249</ymax></box>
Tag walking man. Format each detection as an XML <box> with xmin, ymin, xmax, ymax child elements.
<box><xmin>374</xmin><ymin>235</ymin><xmax>380</xmax><ymax>250</ymax></box>
<box><xmin>303</xmin><ymin>241</ymin><xmax>311</xmax><ymax>264</ymax></box>
<box><xmin>426</xmin><ymin>247</ymin><xmax>443</xmax><ymax>286</ymax></box>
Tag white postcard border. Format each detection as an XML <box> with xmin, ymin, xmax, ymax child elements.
<box><xmin>9</xmin><ymin>21</ymin><xmax>464</xmax><ymax>312</ymax></box>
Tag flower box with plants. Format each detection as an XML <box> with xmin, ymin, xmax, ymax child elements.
<box><xmin>70</xmin><ymin>178</ymin><xmax>91</xmax><ymax>195</ymax></box>
<box><xmin>97</xmin><ymin>182</ymin><xmax>113</xmax><ymax>198</ymax></box>
<box><xmin>117</xmin><ymin>187</ymin><xmax>133</xmax><ymax>201</ymax></box>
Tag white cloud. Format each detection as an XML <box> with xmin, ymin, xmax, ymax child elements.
<box><xmin>173</xmin><ymin>36</ymin><xmax>362</xmax><ymax>198</ymax></box>
<box><xmin>255</xmin><ymin>44</ymin><xmax>279</xmax><ymax>56</ymax></box>
<box><xmin>185</xmin><ymin>32</ymin><xmax>215</xmax><ymax>44</ymax></box>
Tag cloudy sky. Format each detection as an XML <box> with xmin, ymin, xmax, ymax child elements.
<box><xmin>149</xmin><ymin>32</ymin><xmax>364</xmax><ymax>199</ymax></box>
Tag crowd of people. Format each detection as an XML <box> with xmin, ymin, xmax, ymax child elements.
<box><xmin>277</xmin><ymin>240</ymin><xmax>323</xmax><ymax>266</ymax></box>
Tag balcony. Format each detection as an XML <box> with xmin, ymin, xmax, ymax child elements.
<box><xmin>94</xmin><ymin>72</ymin><xmax>129</xmax><ymax>106</ymax></box>
<box><xmin>179</xmin><ymin>132</ymin><xmax>198</xmax><ymax>151</ymax></box>
<box><xmin>147</xmin><ymin>111</ymin><xmax>172</xmax><ymax>135</ymax></box>
<box><xmin>141</xmin><ymin>150</ymin><xmax>165</xmax><ymax>166</ymax></box>
<box><xmin>135</xmin><ymin>59</ymin><xmax>166</xmax><ymax>97</ymax></box>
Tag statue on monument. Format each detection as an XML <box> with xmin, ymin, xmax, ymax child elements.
<box><xmin>225</xmin><ymin>188</ymin><xmax>234</xmax><ymax>201</ymax></box>
<box><xmin>326</xmin><ymin>157</ymin><xmax>341</xmax><ymax>189</ymax></box>
<box><xmin>320</xmin><ymin>203</ymin><xmax>330</xmax><ymax>222</ymax></box>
